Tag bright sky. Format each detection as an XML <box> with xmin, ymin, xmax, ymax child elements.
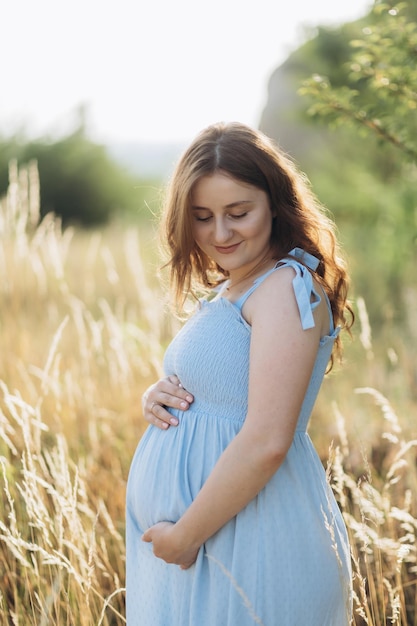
<box><xmin>2</xmin><ymin>0</ymin><xmax>372</xmax><ymax>145</ymax></box>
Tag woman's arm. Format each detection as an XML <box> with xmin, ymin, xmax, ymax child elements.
<box><xmin>143</xmin><ymin>268</ymin><xmax>328</xmax><ymax>567</ymax></box>
<box><xmin>142</xmin><ymin>375</ymin><xmax>194</xmax><ymax>429</ymax></box>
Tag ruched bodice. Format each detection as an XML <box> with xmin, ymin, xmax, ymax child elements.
<box><xmin>164</xmin><ymin>247</ymin><xmax>339</xmax><ymax>429</ymax></box>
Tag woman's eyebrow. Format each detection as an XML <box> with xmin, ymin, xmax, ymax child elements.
<box><xmin>192</xmin><ymin>200</ymin><xmax>252</xmax><ymax>211</ymax></box>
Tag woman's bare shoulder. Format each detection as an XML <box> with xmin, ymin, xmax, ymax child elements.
<box><xmin>243</xmin><ymin>266</ymin><xmax>330</xmax><ymax>337</ymax></box>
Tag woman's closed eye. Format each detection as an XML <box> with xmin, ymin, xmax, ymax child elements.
<box><xmin>194</xmin><ymin>215</ymin><xmax>212</xmax><ymax>222</ymax></box>
<box><xmin>193</xmin><ymin>210</ymin><xmax>249</xmax><ymax>223</ymax></box>
<box><xmin>194</xmin><ymin>213</ymin><xmax>248</xmax><ymax>222</ymax></box>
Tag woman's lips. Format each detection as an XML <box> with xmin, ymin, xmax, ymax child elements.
<box><xmin>214</xmin><ymin>243</ymin><xmax>242</xmax><ymax>254</ymax></box>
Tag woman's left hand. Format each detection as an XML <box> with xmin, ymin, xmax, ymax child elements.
<box><xmin>142</xmin><ymin>522</ymin><xmax>199</xmax><ymax>569</ymax></box>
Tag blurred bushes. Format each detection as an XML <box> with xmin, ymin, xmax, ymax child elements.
<box><xmin>260</xmin><ymin>0</ymin><xmax>417</xmax><ymax>329</ymax></box>
<box><xmin>300</xmin><ymin>1</ymin><xmax>417</xmax><ymax>327</ymax></box>
<box><xmin>0</xmin><ymin>124</ymin><xmax>161</xmax><ymax>227</ymax></box>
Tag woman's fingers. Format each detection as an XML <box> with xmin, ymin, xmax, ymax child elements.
<box><xmin>143</xmin><ymin>377</ymin><xmax>194</xmax><ymax>429</ymax></box>
<box><xmin>150</xmin><ymin>402</ymin><xmax>179</xmax><ymax>429</ymax></box>
<box><xmin>166</xmin><ymin>376</ymin><xmax>194</xmax><ymax>404</ymax></box>
<box><xmin>149</xmin><ymin>378</ymin><xmax>194</xmax><ymax>410</ymax></box>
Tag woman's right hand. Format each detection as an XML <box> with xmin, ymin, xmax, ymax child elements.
<box><xmin>142</xmin><ymin>375</ymin><xmax>194</xmax><ymax>430</ymax></box>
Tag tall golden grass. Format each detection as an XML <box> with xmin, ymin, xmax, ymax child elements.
<box><xmin>0</xmin><ymin>162</ymin><xmax>416</xmax><ymax>624</ymax></box>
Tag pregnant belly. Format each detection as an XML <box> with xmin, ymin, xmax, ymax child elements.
<box><xmin>126</xmin><ymin>425</ymin><xmax>194</xmax><ymax>531</ymax></box>
<box><xmin>126</xmin><ymin>411</ymin><xmax>241</xmax><ymax>531</ymax></box>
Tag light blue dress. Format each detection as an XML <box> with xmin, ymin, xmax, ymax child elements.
<box><xmin>126</xmin><ymin>248</ymin><xmax>352</xmax><ymax>625</ymax></box>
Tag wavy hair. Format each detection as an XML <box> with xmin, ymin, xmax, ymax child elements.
<box><xmin>161</xmin><ymin>122</ymin><xmax>353</xmax><ymax>362</ymax></box>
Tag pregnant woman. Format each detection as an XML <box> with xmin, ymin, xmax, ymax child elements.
<box><xmin>126</xmin><ymin>122</ymin><xmax>353</xmax><ymax>625</ymax></box>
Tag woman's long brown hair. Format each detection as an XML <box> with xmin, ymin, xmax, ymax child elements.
<box><xmin>161</xmin><ymin>122</ymin><xmax>353</xmax><ymax>364</ymax></box>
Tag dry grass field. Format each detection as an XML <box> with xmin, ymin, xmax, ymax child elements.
<box><xmin>1</xmin><ymin>162</ymin><xmax>416</xmax><ymax>625</ymax></box>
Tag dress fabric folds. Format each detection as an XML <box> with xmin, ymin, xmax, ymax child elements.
<box><xmin>126</xmin><ymin>249</ymin><xmax>352</xmax><ymax>625</ymax></box>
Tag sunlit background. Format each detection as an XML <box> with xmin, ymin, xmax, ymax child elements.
<box><xmin>2</xmin><ymin>3</ymin><xmax>417</xmax><ymax>624</ymax></box>
<box><xmin>2</xmin><ymin>0</ymin><xmax>372</xmax><ymax>144</ymax></box>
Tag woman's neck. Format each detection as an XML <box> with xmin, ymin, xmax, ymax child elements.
<box><xmin>225</xmin><ymin>255</ymin><xmax>276</xmax><ymax>299</ymax></box>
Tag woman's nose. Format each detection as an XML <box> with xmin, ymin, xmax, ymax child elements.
<box><xmin>213</xmin><ymin>218</ymin><xmax>232</xmax><ymax>243</ymax></box>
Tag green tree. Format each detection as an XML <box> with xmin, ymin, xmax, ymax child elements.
<box><xmin>0</xmin><ymin>124</ymin><xmax>158</xmax><ymax>227</ymax></box>
<box><xmin>295</xmin><ymin>1</ymin><xmax>417</xmax><ymax>326</ymax></box>
<box><xmin>300</xmin><ymin>2</ymin><xmax>417</xmax><ymax>161</ymax></box>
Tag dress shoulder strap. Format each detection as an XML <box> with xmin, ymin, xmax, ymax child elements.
<box><xmin>234</xmin><ymin>247</ymin><xmax>334</xmax><ymax>333</ymax></box>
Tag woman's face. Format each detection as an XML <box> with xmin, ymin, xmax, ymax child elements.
<box><xmin>191</xmin><ymin>172</ymin><xmax>274</xmax><ymax>279</ymax></box>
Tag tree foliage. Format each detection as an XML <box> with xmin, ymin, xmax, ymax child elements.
<box><xmin>0</xmin><ymin>124</ymin><xmax>158</xmax><ymax>227</ymax></box>
<box><xmin>300</xmin><ymin>2</ymin><xmax>417</xmax><ymax>162</ymax></box>
<box><xmin>291</xmin><ymin>1</ymin><xmax>417</xmax><ymax>328</ymax></box>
